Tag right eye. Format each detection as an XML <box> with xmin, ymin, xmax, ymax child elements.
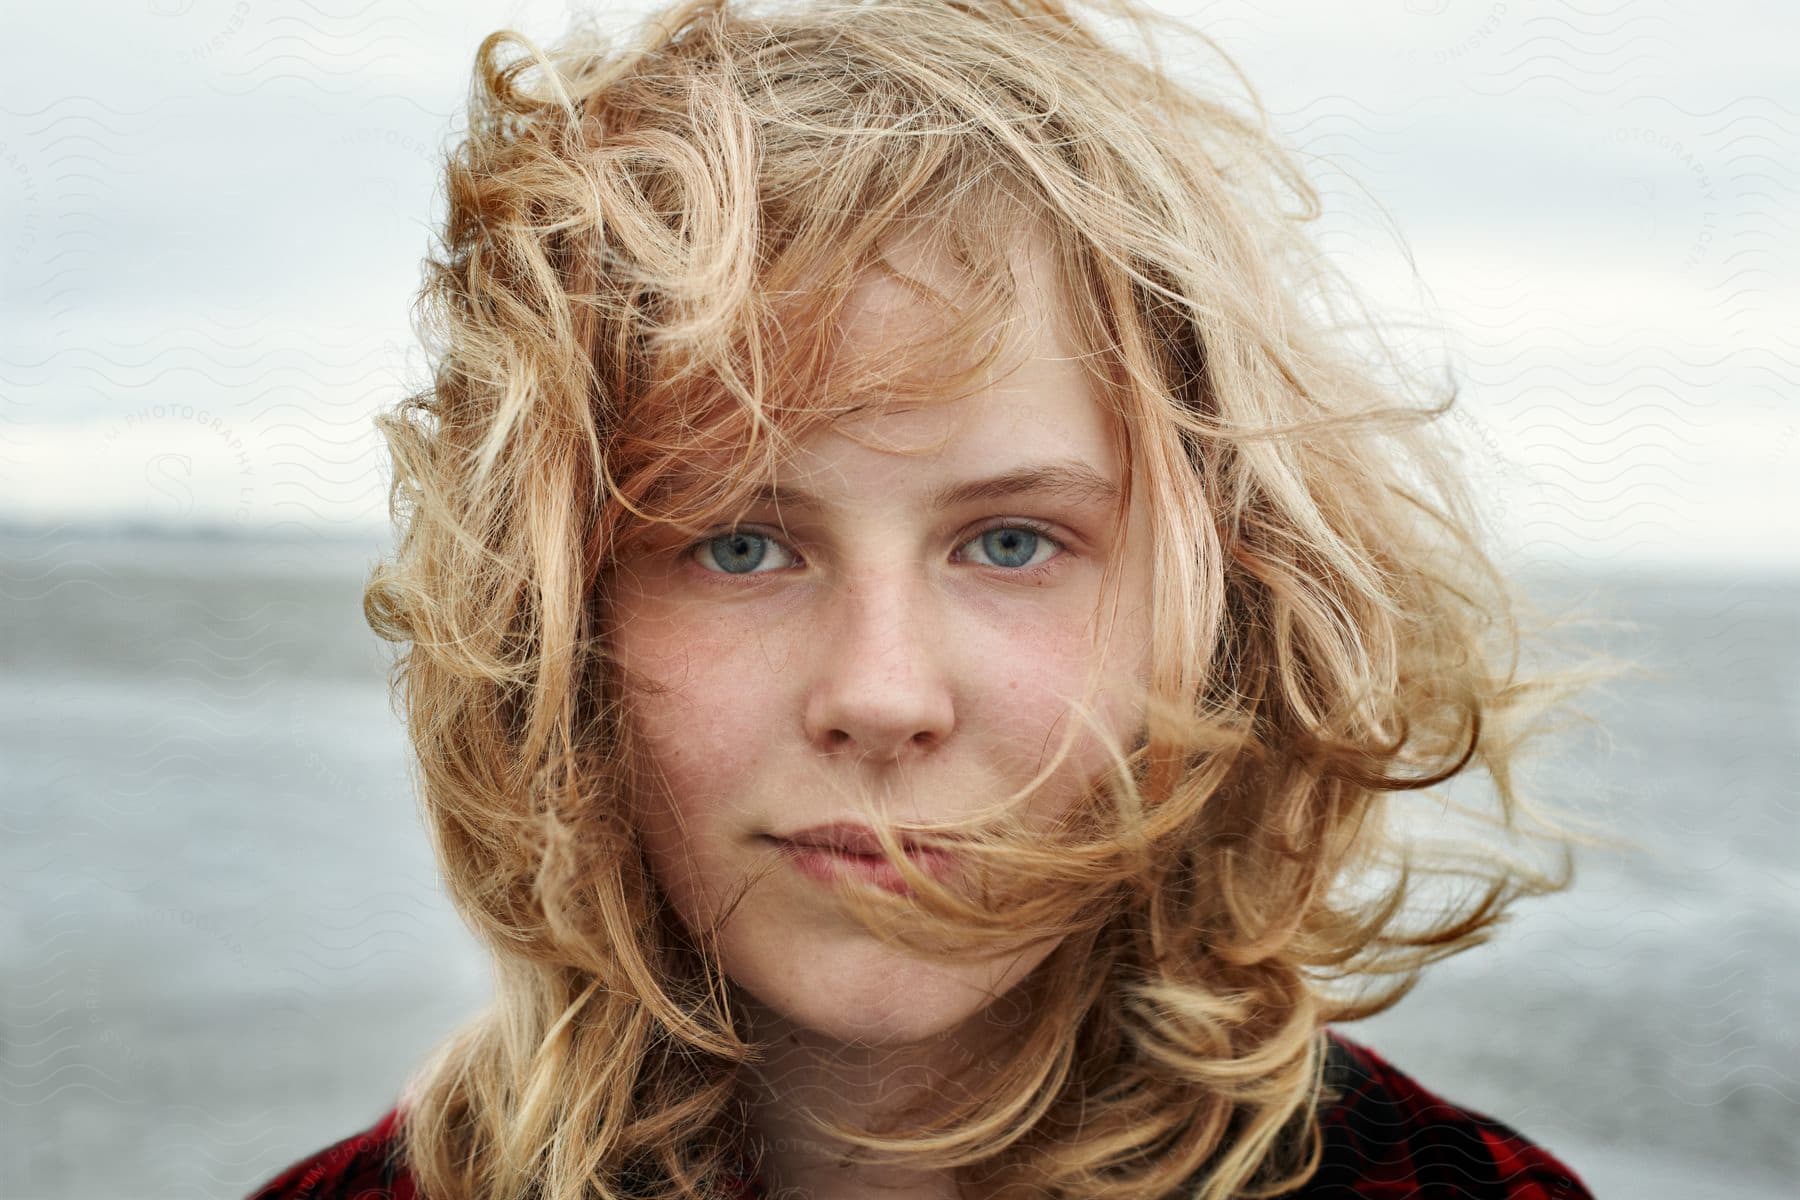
<box><xmin>689</xmin><ymin>527</ymin><xmax>799</xmax><ymax>577</ymax></box>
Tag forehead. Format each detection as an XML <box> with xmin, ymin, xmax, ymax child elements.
<box><xmin>781</xmin><ymin>224</ymin><xmax>1121</xmax><ymax>498</ymax></box>
<box><xmin>831</xmin><ymin>219</ymin><xmax>1079</xmax><ymax>373</ymax></box>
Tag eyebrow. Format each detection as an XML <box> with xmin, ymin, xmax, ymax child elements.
<box><xmin>743</xmin><ymin>460</ymin><xmax>1122</xmax><ymax>514</ymax></box>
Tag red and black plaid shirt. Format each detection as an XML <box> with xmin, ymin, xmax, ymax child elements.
<box><xmin>246</xmin><ymin>1028</ymin><xmax>1595</xmax><ymax>1199</ymax></box>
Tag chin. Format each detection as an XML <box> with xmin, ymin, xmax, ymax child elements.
<box><xmin>721</xmin><ymin>925</ymin><xmax>1052</xmax><ymax>1049</ymax></box>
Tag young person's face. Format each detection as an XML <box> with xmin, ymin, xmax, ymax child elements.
<box><xmin>606</xmin><ymin>229</ymin><xmax>1154</xmax><ymax>1051</ymax></box>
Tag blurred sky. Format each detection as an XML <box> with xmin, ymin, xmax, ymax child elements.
<box><xmin>2</xmin><ymin>0</ymin><xmax>1796</xmax><ymax>573</ymax></box>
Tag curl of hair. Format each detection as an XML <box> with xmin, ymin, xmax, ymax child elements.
<box><xmin>361</xmin><ymin>1</ymin><xmax>1643</xmax><ymax>1197</ymax></box>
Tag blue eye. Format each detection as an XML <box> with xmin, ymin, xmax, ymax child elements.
<box><xmin>687</xmin><ymin>519</ymin><xmax>1067</xmax><ymax>581</ymax></box>
<box><xmin>975</xmin><ymin>525</ymin><xmax>1042</xmax><ymax>570</ymax></box>
<box><xmin>698</xmin><ymin>530</ymin><xmax>782</xmax><ymax>575</ymax></box>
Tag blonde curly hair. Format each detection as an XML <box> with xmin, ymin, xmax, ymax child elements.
<box><xmin>360</xmin><ymin>1</ymin><xmax>1638</xmax><ymax>1197</ymax></box>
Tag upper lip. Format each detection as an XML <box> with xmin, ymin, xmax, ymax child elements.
<box><xmin>771</xmin><ymin>821</ymin><xmax>931</xmax><ymax>855</ymax></box>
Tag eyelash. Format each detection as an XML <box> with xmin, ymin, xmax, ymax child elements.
<box><xmin>683</xmin><ymin>518</ymin><xmax>1071</xmax><ymax>586</ymax></box>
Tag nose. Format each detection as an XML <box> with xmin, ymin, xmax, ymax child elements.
<box><xmin>801</xmin><ymin>568</ymin><xmax>956</xmax><ymax>763</ymax></box>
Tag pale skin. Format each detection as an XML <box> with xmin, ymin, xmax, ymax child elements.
<box><xmin>605</xmin><ymin>226</ymin><xmax>1157</xmax><ymax>1200</ymax></box>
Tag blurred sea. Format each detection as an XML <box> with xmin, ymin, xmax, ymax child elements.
<box><xmin>2</xmin><ymin>528</ymin><xmax>1795</xmax><ymax>1199</ymax></box>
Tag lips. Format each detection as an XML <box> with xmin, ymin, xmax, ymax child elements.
<box><xmin>764</xmin><ymin>821</ymin><xmax>959</xmax><ymax>895</ymax></box>
<box><xmin>771</xmin><ymin>820</ymin><xmax>926</xmax><ymax>856</ymax></box>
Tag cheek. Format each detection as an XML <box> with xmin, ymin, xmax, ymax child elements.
<box><xmin>612</xmin><ymin>585</ymin><xmax>1144</xmax><ymax>858</ymax></box>
<box><xmin>626</xmin><ymin>701</ymin><xmax>753</xmax><ymax>933</ymax></box>
<box><xmin>962</xmin><ymin>616</ymin><xmax>1138</xmax><ymax>813</ymax></box>
<box><xmin>612</xmin><ymin>610</ymin><xmax>780</xmax><ymax>901</ymax></box>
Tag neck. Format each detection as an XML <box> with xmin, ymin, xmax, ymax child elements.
<box><xmin>733</xmin><ymin>1003</ymin><xmax>1011</xmax><ymax>1200</ymax></box>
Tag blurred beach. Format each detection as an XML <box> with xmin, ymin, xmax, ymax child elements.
<box><xmin>2</xmin><ymin>528</ymin><xmax>1795</xmax><ymax>1199</ymax></box>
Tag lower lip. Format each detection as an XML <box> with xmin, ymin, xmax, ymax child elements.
<box><xmin>768</xmin><ymin>838</ymin><xmax>956</xmax><ymax>895</ymax></box>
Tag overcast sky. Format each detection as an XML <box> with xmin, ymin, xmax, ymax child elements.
<box><xmin>3</xmin><ymin>0</ymin><xmax>1795</xmax><ymax>573</ymax></box>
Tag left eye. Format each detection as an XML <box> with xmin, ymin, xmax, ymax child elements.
<box><xmin>689</xmin><ymin>522</ymin><xmax>1066</xmax><ymax>578</ymax></box>
<box><xmin>962</xmin><ymin>523</ymin><xmax>1061</xmax><ymax>571</ymax></box>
